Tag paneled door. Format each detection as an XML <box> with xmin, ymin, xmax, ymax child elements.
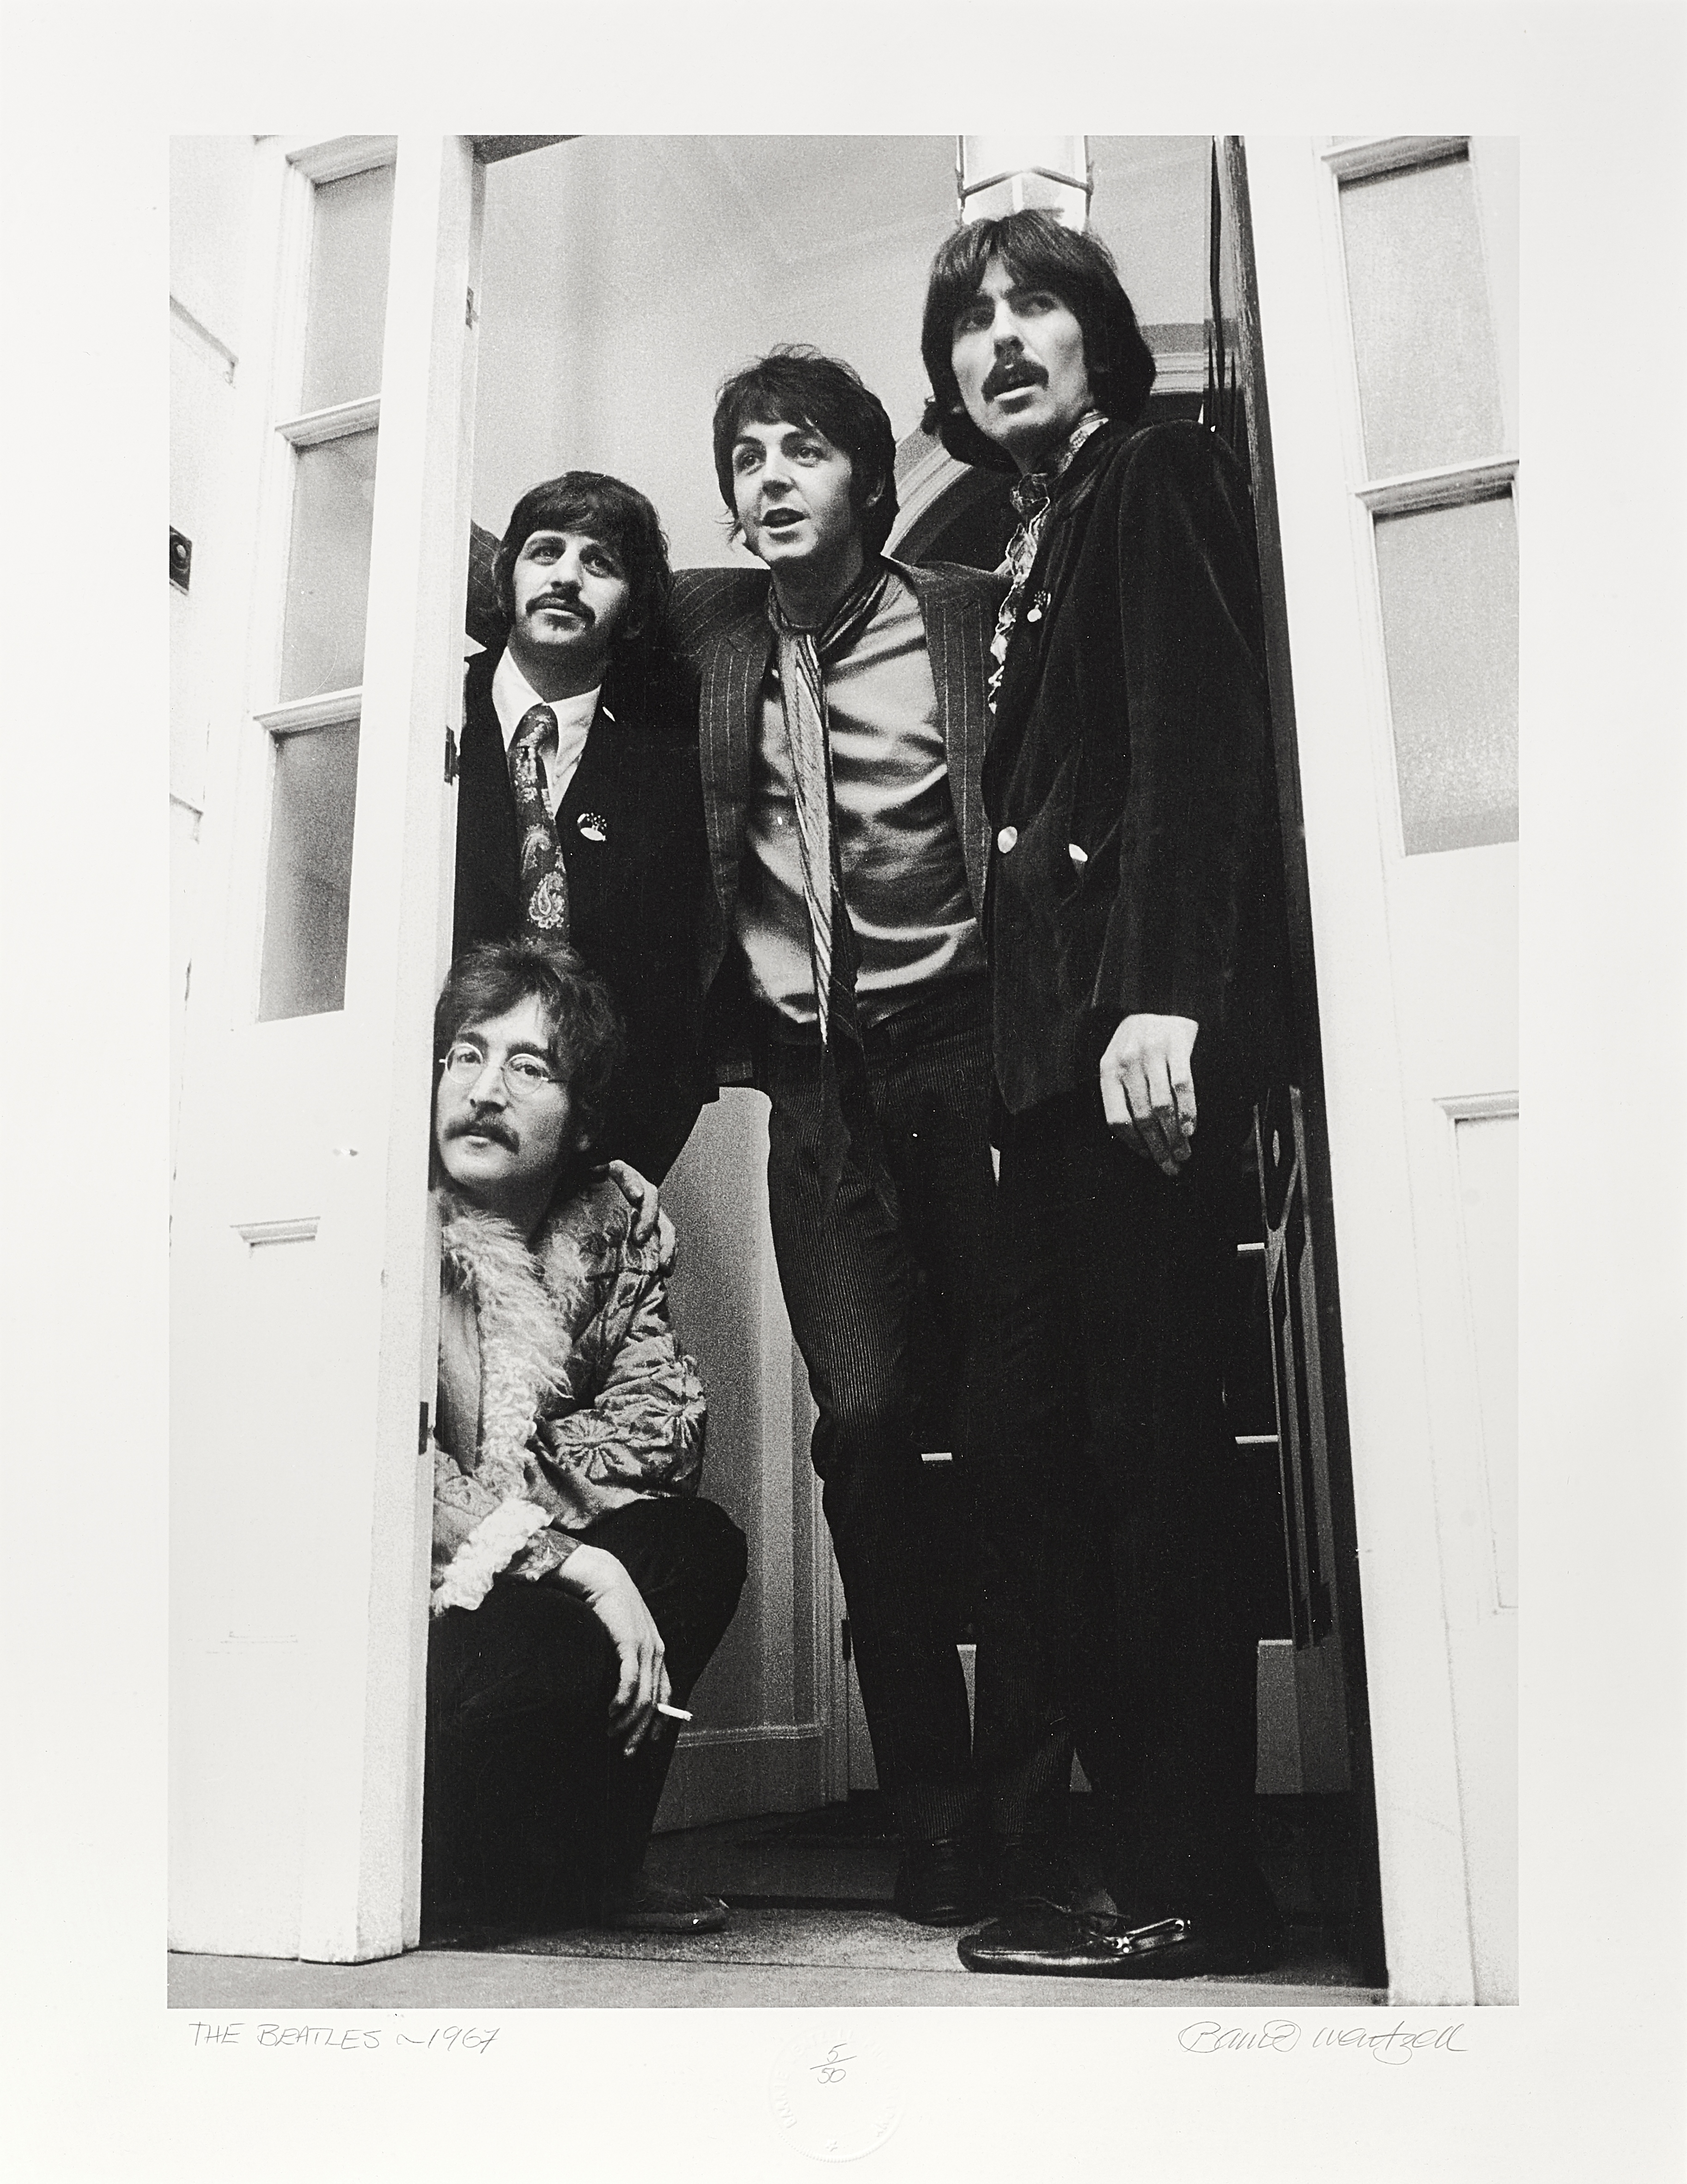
<box><xmin>170</xmin><ymin>136</ymin><xmax>482</xmax><ymax>1962</ymax></box>
<box><xmin>1246</xmin><ymin>137</ymin><xmax>1518</xmax><ymax>2002</ymax></box>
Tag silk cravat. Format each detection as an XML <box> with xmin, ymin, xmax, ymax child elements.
<box><xmin>766</xmin><ymin>567</ymin><xmax>894</xmax><ymax>1212</ymax></box>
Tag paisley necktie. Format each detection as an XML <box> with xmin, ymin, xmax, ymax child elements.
<box><xmin>510</xmin><ymin>703</ymin><xmax>570</xmax><ymax>939</ymax></box>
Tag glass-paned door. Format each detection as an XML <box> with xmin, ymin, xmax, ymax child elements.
<box><xmin>170</xmin><ymin>135</ymin><xmax>483</xmax><ymax>1963</ymax></box>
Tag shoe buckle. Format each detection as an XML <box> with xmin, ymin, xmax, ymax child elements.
<box><xmin>1119</xmin><ymin>1915</ymin><xmax>1193</xmax><ymax>1956</ymax></box>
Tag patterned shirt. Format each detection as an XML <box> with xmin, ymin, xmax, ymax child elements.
<box><xmin>986</xmin><ymin>408</ymin><xmax>1109</xmax><ymax>713</ymax></box>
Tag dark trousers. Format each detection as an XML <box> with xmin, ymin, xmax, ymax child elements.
<box><xmin>759</xmin><ymin>977</ymin><xmax>996</xmax><ymax>1844</ymax></box>
<box><xmin>421</xmin><ymin>1494</ymin><xmax>746</xmax><ymax>1934</ymax></box>
<box><xmin>979</xmin><ymin>1083</ymin><xmax>1267</xmax><ymax>1921</ymax></box>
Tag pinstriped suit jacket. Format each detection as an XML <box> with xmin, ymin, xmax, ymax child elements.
<box><xmin>669</xmin><ymin>557</ymin><xmax>1004</xmax><ymax>1025</ymax></box>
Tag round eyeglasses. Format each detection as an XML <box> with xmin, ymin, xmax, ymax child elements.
<box><xmin>438</xmin><ymin>1041</ymin><xmax>564</xmax><ymax>1103</ymax></box>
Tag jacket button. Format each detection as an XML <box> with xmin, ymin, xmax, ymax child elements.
<box><xmin>996</xmin><ymin>825</ymin><xmax>1018</xmax><ymax>854</ymax></box>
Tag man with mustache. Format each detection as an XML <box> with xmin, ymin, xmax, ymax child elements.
<box><xmin>669</xmin><ymin>349</ymin><xmax>1008</xmax><ymax>1924</ymax></box>
<box><xmin>454</xmin><ymin>472</ymin><xmax>709</xmax><ymax>1182</ymax></box>
<box><xmin>424</xmin><ymin>935</ymin><xmax>746</xmax><ymax>1938</ymax></box>
<box><xmin>921</xmin><ymin>212</ymin><xmax>1291</xmax><ymax>1977</ymax></box>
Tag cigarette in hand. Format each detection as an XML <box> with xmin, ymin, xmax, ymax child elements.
<box><xmin>655</xmin><ymin>1701</ymin><xmax>693</xmax><ymax>1722</ymax></box>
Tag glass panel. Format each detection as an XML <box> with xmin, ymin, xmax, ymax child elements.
<box><xmin>300</xmin><ymin>163</ymin><xmax>393</xmax><ymax>412</ymax></box>
<box><xmin>1339</xmin><ymin>153</ymin><xmax>1505</xmax><ymax>478</ymax></box>
<box><xmin>1374</xmin><ymin>494</ymin><xmax>1517</xmax><ymax>855</ymax></box>
<box><xmin>278</xmin><ymin>428</ymin><xmax>378</xmax><ymax>701</ymax></box>
<box><xmin>259</xmin><ymin>725</ymin><xmax>359</xmax><ymax>1020</ymax></box>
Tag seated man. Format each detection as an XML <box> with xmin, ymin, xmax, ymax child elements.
<box><xmin>423</xmin><ymin>935</ymin><xmax>746</xmax><ymax>1938</ymax></box>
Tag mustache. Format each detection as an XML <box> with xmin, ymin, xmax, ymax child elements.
<box><xmin>982</xmin><ymin>356</ymin><xmax>1046</xmax><ymax>401</ymax></box>
<box><xmin>530</xmin><ymin>589</ymin><xmax>593</xmax><ymax>625</ymax></box>
<box><xmin>446</xmin><ymin>1114</ymin><xmax>519</xmax><ymax>1153</ymax></box>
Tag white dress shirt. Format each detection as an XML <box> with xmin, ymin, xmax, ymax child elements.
<box><xmin>492</xmin><ymin>648</ymin><xmax>603</xmax><ymax>820</ymax></box>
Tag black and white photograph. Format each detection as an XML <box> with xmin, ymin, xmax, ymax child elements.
<box><xmin>7</xmin><ymin>6</ymin><xmax>1684</xmax><ymax>2179</ymax></box>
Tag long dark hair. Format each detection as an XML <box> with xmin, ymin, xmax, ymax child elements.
<box><xmin>920</xmin><ymin>211</ymin><xmax>1157</xmax><ymax>471</ymax></box>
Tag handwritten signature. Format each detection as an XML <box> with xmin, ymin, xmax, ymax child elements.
<box><xmin>1179</xmin><ymin>2019</ymin><xmax>1467</xmax><ymax>2063</ymax></box>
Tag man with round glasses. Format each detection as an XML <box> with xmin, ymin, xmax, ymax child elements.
<box><xmin>424</xmin><ymin>936</ymin><xmax>746</xmax><ymax>1940</ymax></box>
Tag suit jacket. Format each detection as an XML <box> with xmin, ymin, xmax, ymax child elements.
<box><xmin>982</xmin><ymin>420</ymin><xmax>1291</xmax><ymax>1117</ymax></box>
<box><xmin>453</xmin><ymin>642</ymin><xmax>712</xmax><ymax>1181</ymax></box>
<box><xmin>668</xmin><ymin>555</ymin><xmax>1003</xmax><ymax>1080</ymax></box>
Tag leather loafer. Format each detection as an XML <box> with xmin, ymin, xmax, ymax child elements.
<box><xmin>959</xmin><ymin>1904</ymin><xmax>1283</xmax><ymax>1978</ymax></box>
<box><xmin>601</xmin><ymin>1878</ymin><xmax>730</xmax><ymax>1934</ymax></box>
<box><xmin>893</xmin><ymin>1833</ymin><xmax>991</xmax><ymax>1926</ymax></box>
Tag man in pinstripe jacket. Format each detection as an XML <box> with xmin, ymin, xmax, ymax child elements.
<box><xmin>669</xmin><ymin>349</ymin><xmax>1008</xmax><ymax>1924</ymax></box>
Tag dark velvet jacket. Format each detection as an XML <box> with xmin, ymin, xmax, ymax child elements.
<box><xmin>981</xmin><ymin>420</ymin><xmax>1291</xmax><ymax>1118</ymax></box>
<box><xmin>452</xmin><ymin>642</ymin><xmax>711</xmax><ymax>1182</ymax></box>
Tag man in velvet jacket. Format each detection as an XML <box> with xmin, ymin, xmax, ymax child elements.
<box><xmin>453</xmin><ymin>471</ymin><xmax>710</xmax><ymax>1183</ymax></box>
<box><xmin>920</xmin><ymin>211</ymin><xmax>1292</xmax><ymax>1978</ymax></box>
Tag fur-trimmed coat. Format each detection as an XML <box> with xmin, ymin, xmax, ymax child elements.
<box><xmin>429</xmin><ymin>1177</ymin><xmax>706</xmax><ymax>1615</ymax></box>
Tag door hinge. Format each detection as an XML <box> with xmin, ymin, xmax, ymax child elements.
<box><xmin>418</xmin><ymin>1401</ymin><xmax>431</xmax><ymax>1454</ymax></box>
<box><xmin>444</xmin><ymin>725</ymin><xmax>459</xmax><ymax>783</ymax></box>
<box><xmin>465</xmin><ymin>286</ymin><xmax>478</xmax><ymax>330</ymax></box>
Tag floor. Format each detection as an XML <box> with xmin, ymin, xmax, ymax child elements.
<box><xmin>169</xmin><ymin>1796</ymin><xmax>1386</xmax><ymax>2010</ymax></box>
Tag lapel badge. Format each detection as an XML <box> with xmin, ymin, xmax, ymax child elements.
<box><xmin>576</xmin><ymin>811</ymin><xmax>609</xmax><ymax>844</ymax></box>
<box><xmin>1025</xmin><ymin>589</ymin><xmax>1050</xmax><ymax>624</ymax></box>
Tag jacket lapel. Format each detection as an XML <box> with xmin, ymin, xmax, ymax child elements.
<box><xmin>696</xmin><ymin>587</ymin><xmax>771</xmax><ymax>985</ymax></box>
<box><xmin>461</xmin><ymin>648</ymin><xmax>524</xmax><ymax>924</ymax></box>
<box><xmin>901</xmin><ymin>558</ymin><xmax>992</xmax><ymax>921</ymax></box>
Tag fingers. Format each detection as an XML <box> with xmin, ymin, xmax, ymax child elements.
<box><xmin>1100</xmin><ymin>1017</ymin><xmax>1199</xmax><ymax>1178</ymax></box>
<box><xmin>1139</xmin><ymin>1051</ymin><xmax>1196</xmax><ymax>1177</ymax></box>
<box><xmin>1099</xmin><ymin>1057</ymin><xmax>1138</xmax><ymax>1139</ymax></box>
<box><xmin>603</xmin><ymin>1159</ymin><xmax>660</xmax><ymax>1244</ymax></box>
<box><xmin>607</xmin><ymin>1626</ymin><xmax>666</xmax><ymax>1755</ymax></box>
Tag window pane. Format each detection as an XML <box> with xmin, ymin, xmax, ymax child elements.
<box><xmin>259</xmin><ymin>725</ymin><xmax>359</xmax><ymax>1020</ymax></box>
<box><xmin>1374</xmin><ymin>494</ymin><xmax>1517</xmax><ymax>855</ymax></box>
<box><xmin>278</xmin><ymin>428</ymin><xmax>378</xmax><ymax>701</ymax></box>
<box><xmin>1339</xmin><ymin>153</ymin><xmax>1505</xmax><ymax>479</ymax></box>
<box><xmin>300</xmin><ymin>163</ymin><xmax>393</xmax><ymax>412</ymax></box>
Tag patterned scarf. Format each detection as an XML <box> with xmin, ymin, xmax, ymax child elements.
<box><xmin>765</xmin><ymin>561</ymin><xmax>897</xmax><ymax>1213</ymax></box>
<box><xmin>987</xmin><ymin>408</ymin><xmax>1108</xmax><ymax>712</ymax></box>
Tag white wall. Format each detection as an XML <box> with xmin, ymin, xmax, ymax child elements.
<box><xmin>471</xmin><ymin>135</ymin><xmax>1212</xmax><ymax>558</ymax></box>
